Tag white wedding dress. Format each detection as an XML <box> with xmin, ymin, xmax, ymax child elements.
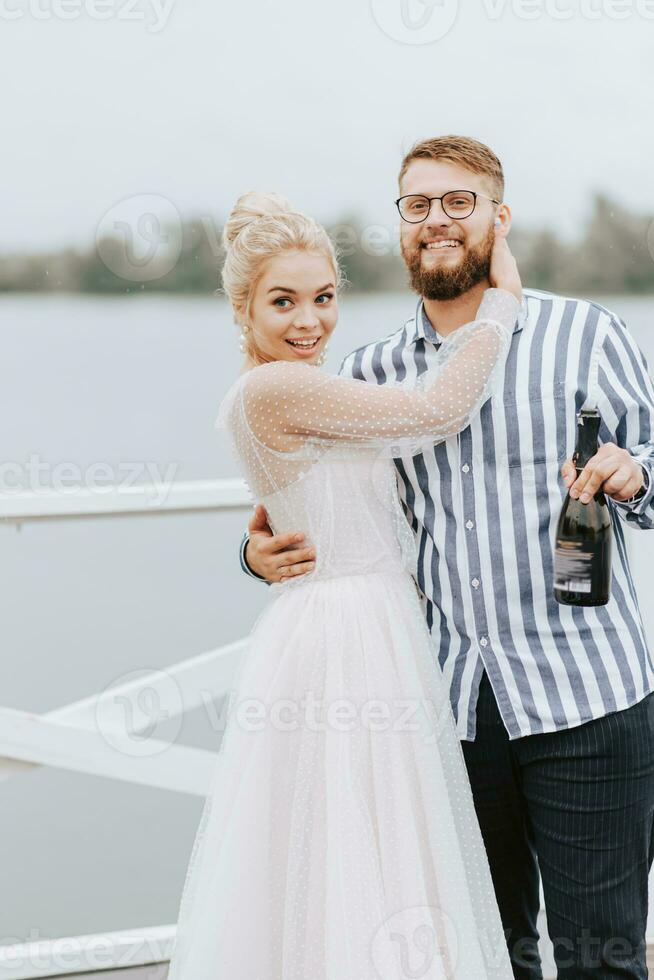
<box><xmin>167</xmin><ymin>289</ymin><xmax>518</xmax><ymax>980</ymax></box>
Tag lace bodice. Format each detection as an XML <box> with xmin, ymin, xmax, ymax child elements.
<box><xmin>216</xmin><ymin>288</ymin><xmax>519</xmax><ymax>584</ymax></box>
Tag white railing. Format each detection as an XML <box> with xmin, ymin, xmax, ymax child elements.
<box><xmin>0</xmin><ymin>481</ymin><xmax>253</xmax><ymax>978</ymax></box>
<box><xmin>0</xmin><ymin>478</ymin><xmax>251</xmax><ymax>522</ymax></box>
<box><xmin>0</xmin><ymin>482</ymin><xmax>252</xmax><ymax>791</ymax></box>
<box><xmin>0</xmin><ymin>925</ymin><xmax>175</xmax><ymax>979</ymax></box>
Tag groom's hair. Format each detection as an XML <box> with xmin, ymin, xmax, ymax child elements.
<box><xmin>398</xmin><ymin>135</ymin><xmax>505</xmax><ymax>201</ymax></box>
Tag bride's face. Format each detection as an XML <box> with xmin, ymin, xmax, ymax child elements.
<box><xmin>246</xmin><ymin>250</ymin><xmax>338</xmax><ymax>365</ymax></box>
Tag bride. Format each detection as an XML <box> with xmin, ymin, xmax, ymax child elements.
<box><xmin>166</xmin><ymin>192</ymin><xmax>522</xmax><ymax>979</ymax></box>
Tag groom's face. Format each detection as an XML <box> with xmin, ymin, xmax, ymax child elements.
<box><xmin>399</xmin><ymin>159</ymin><xmax>500</xmax><ymax>301</ymax></box>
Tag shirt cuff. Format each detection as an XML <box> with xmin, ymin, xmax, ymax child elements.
<box><xmin>611</xmin><ymin>463</ymin><xmax>652</xmax><ymax>512</ymax></box>
<box><xmin>240</xmin><ymin>532</ymin><xmax>269</xmax><ymax>583</ymax></box>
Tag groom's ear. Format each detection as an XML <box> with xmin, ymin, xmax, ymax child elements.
<box><xmin>494</xmin><ymin>203</ymin><xmax>512</xmax><ymax>237</ymax></box>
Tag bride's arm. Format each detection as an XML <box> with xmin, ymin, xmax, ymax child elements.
<box><xmin>243</xmin><ymin>288</ymin><xmax>519</xmax><ymax>449</ymax></box>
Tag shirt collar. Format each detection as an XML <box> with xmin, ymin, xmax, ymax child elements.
<box><xmin>407</xmin><ymin>293</ymin><xmax>529</xmax><ymax>347</ymax></box>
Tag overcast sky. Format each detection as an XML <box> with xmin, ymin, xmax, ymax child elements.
<box><xmin>3</xmin><ymin>0</ymin><xmax>653</xmax><ymax>252</ymax></box>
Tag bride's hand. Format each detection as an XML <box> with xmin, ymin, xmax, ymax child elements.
<box><xmin>489</xmin><ymin>228</ymin><xmax>522</xmax><ymax>303</ymax></box>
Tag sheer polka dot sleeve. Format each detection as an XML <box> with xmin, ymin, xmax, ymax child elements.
<box><xmin>241</xmin><ymin>288</ymin><xmax>518</xmax><ymax>456</ymax></box>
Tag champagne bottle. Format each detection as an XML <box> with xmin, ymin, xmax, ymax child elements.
<box><xmin>554</xmin><ymin>408</ymin><xmax>612</xmax><ymax>606</ymax></box>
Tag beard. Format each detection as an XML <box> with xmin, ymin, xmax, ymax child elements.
<box><xmin>401</xmin><ymin>222</ymin><xmax>495</xmax><ymax>301</ymax></box>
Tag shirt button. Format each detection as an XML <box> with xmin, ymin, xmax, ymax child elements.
<box><xmin>472</xmin><ymin>578</ymin><xmax>480</xmax><ymax>589</ymax></box>
<box><xmin>461</xmin><ymin>464</ymin><xmax>470</xmax><ymax>473</ymax></box>
<box><xmin>466</xmin><ymin>520</ymin><xmax>474</xmax><ymax>530</ymax></box>
<box><xmin>480</xmin><ymin>636</ymin><xmax>489</xmax><ymax>647</ymax></box>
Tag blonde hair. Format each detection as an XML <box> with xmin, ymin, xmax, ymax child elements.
<box><xmin>221</xmin><ymin>191</ymin><xmax>343</xmax><ymax>364</ymax></box>
<box><xmin>399</xmin><ymin>135</ymin><xmax>505</xmax><ymax>202</ymax></box>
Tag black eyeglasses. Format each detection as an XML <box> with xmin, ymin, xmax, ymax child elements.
<box><xmin>395</xmin><ymin>190</ymin><xmax>501</xmax><ymax>223</ymax></box>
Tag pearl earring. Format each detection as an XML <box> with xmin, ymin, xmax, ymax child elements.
<box><xmin>239</xmin><ymin>323</ymin><xmax>252</xmax><ymax>355</ymax></box>
<box><xmin>316</xmin><ymin>344</ymin><xmax>328</xmax><ymax>367</ymax></box>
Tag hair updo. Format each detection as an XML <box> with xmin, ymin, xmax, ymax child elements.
<box><xmin>221</xmin><ymin>191</ymin><xmax>343</xmax><ymax>362</ymax></box>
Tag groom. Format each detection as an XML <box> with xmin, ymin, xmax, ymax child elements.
<box><xmin>238</xmin><ymin>135</ymin><xmax>654</xmax><ymax>978</ymax></box>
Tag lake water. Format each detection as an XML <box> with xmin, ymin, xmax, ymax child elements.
<box><xmin>1</xmin><ymin>291</ymin><xmax>652</xmax><ymax>950</ymax></box>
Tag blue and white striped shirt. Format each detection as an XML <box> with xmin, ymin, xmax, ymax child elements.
<box><xmin>338</xmin><ymin>288</ymin><xmax>654</xmax><ymax>740</ymax></box>
<box><xmin>241</xmin><ymin>288</ymin><xmax>654</xmax><ymax>741</ymax></box>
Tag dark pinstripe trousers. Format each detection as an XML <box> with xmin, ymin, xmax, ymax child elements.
<box><xmin>461</xmin><ymin>670</ymin><xmax>654</xmax><ymax>979</ymax></box>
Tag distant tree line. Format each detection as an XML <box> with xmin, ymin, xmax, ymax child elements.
<box><xmin>1</xmin><ymin>194</ymin><xmax>653</xmax><ymax>296</ymax></box>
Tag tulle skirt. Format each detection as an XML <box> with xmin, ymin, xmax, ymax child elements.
<box><xmin>167</xmin><ymin>569</ymin><xmax>512</xmax><ymax>979</ymax></box>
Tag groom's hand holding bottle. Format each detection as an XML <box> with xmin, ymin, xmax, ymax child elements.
<box><xmin>244</xmin><ymin>229</ymin><xmax>522</xmax><ymax>584</ymax></box>
<box><xmin>560</xmin><ymin>447</ymin><xmax>647</xmax><ymax>504</ymax></box>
